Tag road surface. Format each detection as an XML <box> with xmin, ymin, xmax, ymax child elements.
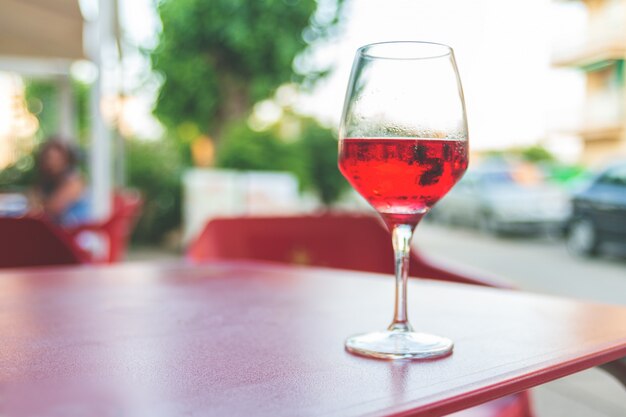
<box><xmin>414</xmin><ymin>224</ymin><xmax>626</xmax><ymax>417</ymax></box>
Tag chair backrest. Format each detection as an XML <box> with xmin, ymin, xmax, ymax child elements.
<box><xmin>187</xmin><ymin>214</ymin><xmax>506</xmax><ymax>288</ymax></box>
<box><xmin>105</xmin><ymin>191</ymin><xmax>143</xmax><ymax>262</ymax></box>
<box><xmin>65</xmin><ymin>190</ymin><xmax>143</xmax><ymax>263</ymax></box>
<box><xmin>0</xmin><ymin>217</ymin><xmax>85</xmax><ymax>268</ymax></box>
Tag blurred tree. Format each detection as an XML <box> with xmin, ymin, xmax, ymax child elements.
<box><xmin>25</xmin><ymin>79</ymin><xmax>90</xmax><ymax>144</ymax></box>
<box><xmin>0</xmin><ymin>155</ymin><xmax>36</xmax><ymax>191</ymax></box>
<box><xmin>216</xmin><ymin>114</ymin><xmax>348</xmax><ymax>204</ymax></box>
<box><xmin>520</xmin><ymin>145</ymin><xmax>556</xmax><ymax>163</ymax></box>
<box><xmin>126</xmin><ymin>138</ymin><xmax>183</xmax><ymax>244</ymax></box>
<box><xmin>150</xmin><ymin>0</ymin><xmax>344</xmax><ymax>142</ymax></box>
<box><xmin>295</xmin><ymin>117</ymin><xmax>348</xmax><ymax>204</ymax></box>
<box><xmin>24</xmin><ymin>81</ymin><xmax>58</xmax><ymax>140</ymax></box>
<box><xmin>485</xmin><ymin>145</ymin><xmax>556</xmax><ymax>164</ymax></box>
<box><xmin>215</xmin><ymin>123</ymin><xmax>297</xmax><ymax>172</ymax></box>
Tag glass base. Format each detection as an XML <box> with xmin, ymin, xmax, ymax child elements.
<box><xmin>345</xmin><ymin>330</ymin><xmax>454</xmax><ymax>360</ymax></box>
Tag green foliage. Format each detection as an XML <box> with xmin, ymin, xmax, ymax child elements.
<box><xmin>485</xmin><ymin>145</ymin><xmax>556</xmax><ymax>164</ymax></box>
<box><xmin>548</xmin><ymin>164</ymin><xmax>587</xmax><ymax>184</ymax></box>
<box><xmin>294</xmin><ymin>118</ymin><xmax>348</xmax><ymax>204</ymax></box>
<box><xmin>74</xmin><ymin>81</ymin><xmax>91</xmax><ymax>144</ymax></box>
<box><xmin>520</xmin><ymin>145</ymin><xmax>555</xmax><ymax>163</ymax></box>
<box><xmin>126</xmin><ymin>138</ymin><xmax>183</xmax><ymax>244</ymax></box>
<box><xmin>216</xmin><ymin>123</ymin><xmax>297</xmax><ymax>171</ymax></box>
<box><xmin>150</xmin><ymin>0</ymin><xmax>344</xmax><ymax>138</ymax></box>
<box><xmin>0</xmin><ymin>155</ymin><xmax>36</xmax><ymax>191</ymax></box>
<box><xmin>216</xmin><ymin>116</ymin><xmax>348</xmax><ymax>204</ymax></box>
<box><xmin>24</xmin><ymin>81</ymin><xmax>58</xmax><ymax>140</ymax></box>
<box><xmin>24</xmin><ymin>79</ymin><xmax>90</xmax><ymax>144</ymax></box>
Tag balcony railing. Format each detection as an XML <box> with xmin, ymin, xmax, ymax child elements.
<box><xmin>548</xmin><ymin>91</ymin><xmax>625</xmax><ymax>139</ymax></box>
<box><xmin>553</xmin><ymin>2</ymin><xmax>626</xmax><ymax>68</ymax></box>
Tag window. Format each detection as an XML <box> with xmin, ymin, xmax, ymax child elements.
<box><xmin>597</xmin><ymin>164</ymin><xmax>626</xmax><ymax>186</ymax></box>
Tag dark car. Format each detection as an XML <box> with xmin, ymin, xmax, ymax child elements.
<box><xmin>566</xmin><ymin>162</ymin><xmax>626</xmax><ymax>256</ymax></box>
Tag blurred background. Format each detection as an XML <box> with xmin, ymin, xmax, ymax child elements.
<box><xmin>0</xmin><ymin>0</ymin><xmax>624</xmax><ymax>415</ymax></box>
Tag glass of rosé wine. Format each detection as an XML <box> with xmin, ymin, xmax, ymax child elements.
<box><xmin>338</xmin><ymin>41</ymin><xmax>469</xmax><ymax>360</ymax></box>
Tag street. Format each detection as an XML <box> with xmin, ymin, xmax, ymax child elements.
<box><xmin>416</xmin><ymin>224</ymin><xmax>626</xmax><ymax>305</ymax></box>
<box><xmin>415</xmin><ymin>223</ymin><xmax>626</xmax><ymax>417</ymax></box>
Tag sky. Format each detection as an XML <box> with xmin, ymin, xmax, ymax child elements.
<box><xmin>0</xmin><ymin>0</ymin><xmax>587</xmax><ymax>155</ymax></box>
<box><xmin>296</xmin><ymin>0</ymin><xmax>587</xmax><ymax>153</ymax></box>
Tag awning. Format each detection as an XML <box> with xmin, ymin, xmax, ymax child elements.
<box><xmin>0</xmin><ymin>0</ymin><xmax>84</xmax><ymax>61</ymax></box>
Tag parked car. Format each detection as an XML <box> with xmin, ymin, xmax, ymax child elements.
<box><xmin>565</xmin><ymin>161</ymin><xmax>626</xmax><ymax>256</ymax></box>
<box><xmin>431</xmin><ymin>165</ymin><xmax>570</xmax><ymax>235</ymax></box>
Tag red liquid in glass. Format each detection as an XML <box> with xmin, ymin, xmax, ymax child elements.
<box><xmin>338</xmin><ymin>138</ymin><xmax>468</xmax><ymax>228</ymax></box>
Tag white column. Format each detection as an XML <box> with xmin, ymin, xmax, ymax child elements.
<box><xmin>86</xmin><ymin>0</ymin><xmax>117</xmax><ymax>220</ymax></box>
<box><xmin>88</xmin><ymin>69</ymin><xmax>112</xmax><ymax>220</ymax></box>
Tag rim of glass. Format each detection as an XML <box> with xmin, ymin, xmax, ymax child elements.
<box><xmin>357</xmin><ymin>41</ymin><xmax>453</xmax><ymax>61</ymax></box>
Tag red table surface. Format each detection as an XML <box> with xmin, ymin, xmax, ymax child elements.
<box><xmin>1</xmin><ymin>261</ymin><xmax>625</xmax><ymax>417</ymax></box>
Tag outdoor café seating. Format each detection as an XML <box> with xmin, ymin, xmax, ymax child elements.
<box><xmin>65</xmin><ymin>190</ymin><xmax>143</xmax><ymax>263</ymax></box>
<box><xmin>0</xmin><ymin>190</ymin><xmax>142</xmax><ymax>268</ymax></box>
<box><xmin>2</xmin><ymin>1</ymin><xmax>626</xmax><ymax>415</ymax></box>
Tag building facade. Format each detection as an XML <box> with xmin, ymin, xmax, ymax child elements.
<box><xmin>553</xmin><ymin>0</ymin><xmax>626</xmax><ymax>165</ymax></box>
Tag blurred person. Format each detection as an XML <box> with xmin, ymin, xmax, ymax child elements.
<box><xmin>31</xmin><ymin>138</ymin><xmax>90</xmax><ymax>226</ymax></box>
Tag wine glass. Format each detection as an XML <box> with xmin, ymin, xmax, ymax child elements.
<box><xmin>338</xmin><ymin>41</ymin><xmax>469</xmax><ymax>360</ymax></box>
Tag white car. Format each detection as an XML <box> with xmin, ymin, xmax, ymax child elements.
<box><xmin>431</xmin><ymin>167</ymin><xmax>571</xmax><ymax>235</ymax></box>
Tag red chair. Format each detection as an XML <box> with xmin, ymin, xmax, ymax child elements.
<box><xmin>0</xmin><ymin>217</ymin><xmax>86</xmax><ymax>268</ymax></box>
<box><xmin>65</xmin><ymin>190</ymin><xmax>143</xmax><ymax>263</ymax></box>
<box><xmin>187</xmin><ymin>214</ymin><xmax>535</xmax><ymax>417</ymax></box>
<box><xmin>188</xmin><ymin>214</ymin><xmax>509</xmax><ymax>288</ymax></box>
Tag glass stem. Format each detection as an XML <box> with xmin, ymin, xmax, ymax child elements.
<box><xmin>389</xmin><ymin>224</ymin><xmax>415</xmax><ymax>333</ymax></box>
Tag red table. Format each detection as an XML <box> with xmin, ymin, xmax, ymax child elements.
<box><xmin>1</xmin><ymin>261</ymin><xmax>625</xmax><ymax>416</ymax></box>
